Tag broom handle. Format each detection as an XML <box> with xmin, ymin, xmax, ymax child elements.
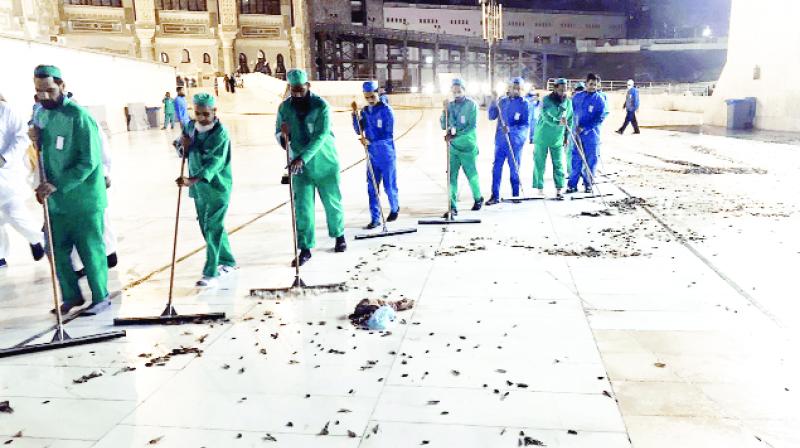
<box><xmin>444</xmin><ymin>102</ymin><xmax>452</xmax><ymax>218</ymax></box>
<box><xmin>167</xmin><ymin>135</ymin><xmax>189</xmax><ymax>310</ymax></box>
<box><xmin>282</xmin><ymin>126</ymin><xmax>301</xmax><ymax>280</ymax></box>
<box><xmin>34</xmin><ymin>134</ymin><xmax>66</xmax><ymax>339</ymax></box>
<box><xmin>354</xmin><ymin>108</ymin><xmax>388</xmax><ymax>230</ymax></box>
<box><xmin>494</xmin><ymin>97</ymin><xmax>525</xmax><ymax>196</ymax></box>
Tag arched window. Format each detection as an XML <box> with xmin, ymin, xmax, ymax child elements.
<box><xmin>203</xmin><ymin>53</ymin><xmax>211</xmax><ymax>64</ymax></box>
<box><xmin>160</xmin><ymin>52</ymin><xmax>169</xmax><ymax>63</ymax></box>
<box><xmin>238</xmin><ymin>53</ymin><xmax>250</xmax><ymax>73</ymax></box>
<box><xmin>257</xmin><ymin>50</ymin><xmax>265</xmax><ymax>60</ymax></box>
<box><xmin>181</xmin><ymin>49</ymin><xmax>191</xmax><ymax>63</ymax></box>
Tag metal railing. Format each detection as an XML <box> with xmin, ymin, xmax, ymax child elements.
<box><xmin>545</xmin><ymin>78</ymin><xmax>714</xmax><ymax>96</ymax></box>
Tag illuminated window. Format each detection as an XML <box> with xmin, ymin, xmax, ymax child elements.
<box><xmin>160</xmin><ymin>52</ymin><xmax>169</xmax><ymax>63</ymax></box>
<box><xmin>181</xmin><ymin>49</ymin><xmax>190</xmax><ymax>63</ymax></box>
<box><xmin>158</xmin><ymin>0</ymin><xmax>207</xmax><ymax>11</ymax></box>
<box><xmin>64</xmin><ymin>0</ymin><xmax>122</xmax><ymax>6</ymax></box>
<box><xmin>203</xmin><ymin>53</ymin><xmax>211</xmax><ymax>64</ymax></box>
<box><xmin>239</xmin><ymin>0</ymin><xmax>280</xmax><ymax>14</ymax></box>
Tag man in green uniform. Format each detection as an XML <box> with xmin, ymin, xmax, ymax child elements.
<box><xmin>275</xmin><ymin>69</ymin><xmax>346</xmax><ymax>267</ymax></box>
<box><xmin>32</xmin><ymin>65</ymin><xmax>109</xmax><ymax>315</ymax></box>
<box><xmin>176</xmin><ymin>93</ymin><xmax>236</xmax><ymax>287</ymax></box>
<box><xmin>162</xmin><ymin>91</ymin><xmax>176</xmax><ymax>130</ymax></box>
<box><xmin>439</xmin><ymin>78</ymin><xmax>483</xmax><ymax>216</ymax></box>
<box><xmin>533</xmin><ymin>78</ymin><xmax>573</xmax><ymax>200</ymax></box>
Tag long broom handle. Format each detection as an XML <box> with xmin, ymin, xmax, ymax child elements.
<box><xmin>32</xmin><ymin>132</ymin><xmax>66</xmax><ymax>339</ymax></box>
<box><xmin>566</xmin><ymin>124</ymin><xmax>608</xmax><ymax>206</ymax></box>
<box><xmin>443</xmin><ymin>101</ymin><xmax>453</xmax><ymax>218</ymax></box>
<box><xmin>281</xmin><ymin>124</ymin><xmax>301</xmax><ymax>280</ymax></box>
<box><xmin>494</xmin><ymin>97</ymin><xmax>525</xmax><ymax>196</ymax></box>
<box><xmin>353</xmin><ymin>106</ymin><xmax>389</xmax><ymax>231</ymax></box>
<box><xmin>166</xmin><ymin>137</ymin><xmax>189</xmax><ymax>310</ymax></box>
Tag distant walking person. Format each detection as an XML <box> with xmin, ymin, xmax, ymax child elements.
<box><xmin>162</xmin><ymin>92</ymin><xmax>176</xmax><ymax>129</ymax></box>
<box><xmin>616</xmin><ymin>79</ymin><xmax>640</xmax><ymax>134</ymax></box>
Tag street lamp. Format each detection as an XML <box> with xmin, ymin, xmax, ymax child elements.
<box><xmin>480</xmin><ymin>0</ymin><xmax>503</xmax><ymax>93</ymax></box>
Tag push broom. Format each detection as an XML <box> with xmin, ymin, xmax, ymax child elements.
<box><xmin>114</xmin><ymin>132</ymin><xmax>226</xmax><ymax>325</ymax></box>
<box><xmin>490</xmin><ymin>97</ymin><xmax>542</xmax><ymax>203</ymax></box>
<box><xmin>249</xmin><ymin>123</ymin><xmax>346</xmax><ymax>297</ymax></box>
<box><xmin>351</xmin><ymin>102</ymin><xmax>417</xmax><ymax>240</ymax></box>
<box><xmin>0</xmin><ymin>130</ymin><xmax>126</xmax><ymax>357</ymax></box>
<box><xmin>418</xmin><ymin>99</ymin><xmax>481</xmax><ymax>225</ymax></box>
<box><xmin>565</xmin><ymin>124</ymin><xmax>613</xmax><ymax>203</ymax></box>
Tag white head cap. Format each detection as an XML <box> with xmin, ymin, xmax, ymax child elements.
<box><xmin>627</xmin><ymin>79</ymin><xmax>634</xmax><ymax>88</ymax></box>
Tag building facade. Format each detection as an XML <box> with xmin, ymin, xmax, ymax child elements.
<box><xmin>0</xmin><ymin>0</ymin><xmax>311</xmax><ymax>82</ymax></box>
<box><xmin>382</xmin><ymin>3</ymin><xmax>626</xmax><ymax>45</ymax></box>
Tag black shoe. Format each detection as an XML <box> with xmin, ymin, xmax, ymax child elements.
<box><xmin>292</xmin><ymin>249</ymin><xmax>312</xmax><ymax>267</ymax></box>
<box><xmin>107</xmin><ymin>252</ymin><xmax>118</xmax><ymax>269</ymax></box>
<box><xmin>80</xmin><ymin>299</ymin><xmax>111</xmax><ymax>316</ymax></box>
<box><xmin>75</xmin><ymin>269</ymin><xmax>86</xmax><ymax>279</ymax></box>
<box><xmin>565</xmin><ymin>187</ymin><xmax>578</xmax><ymax>194</ymax></box>
<box><xmin>442</xmin><ymin>209</ymin><xmax>458</xmax><ymax>218</ymax></box>
<box><xmin>364</xmin><ymin>221</ymin><xmax>381</xmax><ymax>230</ymax></box>
<box><xmin>30</xmin><ymin>243</ymin><xmax>45</xmax><ymax>261</ymax></box>
<box><xmin>387</xmin><ymin>209</ymin><xmax>399</xmax><ymax>222</ymax></box>
<box><xmin>615</xmin><ymin>130</ymin><xmax>623</xmax><ymax>135</ymax></box>
<box><xmin>584</xmin><ymin>186</ymin><xmax>593</xmax><ymax>194</ymax></box>
<box><xmin>0</xmin><ymin>259</ymin><xmax>6</xmax><ymax>268</ymax></box>
<box><xmin>633</xmin><ymin>131</ymin><xmax>641</xmax><ymax>134</ymax></box>
<box><xmin>51</xmin><ymin>298</ymin><xmax>86</xmax><ymax>315</ymax></box>
<box><xmin>486</xmin><ymin>196</ymin><xmax>500</xmax><ymax>206</ymax></box>
<box><xmin>471</xmin><ymin>197</ymin><xmax>484</xmax><ymax>211</ymax></box>
<box><xmin>334</xmin><ymin>236</ymin><xmax>347</xmax><ymax>253</ymax></box>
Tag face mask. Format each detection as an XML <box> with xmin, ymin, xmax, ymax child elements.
<box><xmin>40</xmin><ymin>95</ymin><xmax>64</xmax><ymax>110</ymax></box>
<box><xmin>196</xmin><ymin>121</ymin><xmax>214</xmax><ymax>133</ymax></box>
<box><xmin>290</xmin><ymin>93</ymin><xmax>311</xmax><ymax>112</ymax></box>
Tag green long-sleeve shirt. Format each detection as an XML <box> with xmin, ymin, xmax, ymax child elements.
<box><xmin>440</xmin><ymin>97</ymin><xmax>479</xmax><ymax>154</ymax></box>
<box><xmin>37</xmin><ymin>96</ymin><xmax>107</xmax><ymax>215</ymax></box>
<box><xmin>275</xmin><ymin>93</ymin><xmax>340</xmax><ymax>181</ymax></box>
<box><xmin>163</xmin><ymin>97</ymin><xmax>175</xmax><ymax>115</ymax></box>
<box><xmin>184</xmin><ymin>119</ymin><xmax>233</xmax><ymax>199</ymax></box>
<box><xmin>533</xmin><ymin>93</ymin><xmax>573</xmax><ymax>148</ymax></box>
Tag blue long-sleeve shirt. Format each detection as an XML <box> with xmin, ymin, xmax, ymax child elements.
<box><xmin>352</xmin><ymin>100</ymin><xmax>396</xmax><ymax>166</ymax></box>
<box><xmin>572</xmin><ymin>90</ymin><xmax>609</xmax><ymax>145</ymax></box>
<box><xmin>488</xmin><ymin>95</ymin><xmax>530</xmax><ymax>149</ymax></box>
<box><xmin>624</xmin><ymin>87</ymin><xmax>639</xmax><ymax>112</ymax></box>
<box><xmin>174</xmin><ymin>95</ymin><xmax>189</xmax><ymax>124</ymax></box>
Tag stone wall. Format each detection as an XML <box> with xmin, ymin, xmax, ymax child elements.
<box><xmin>1</xmin><ymin>35</ymin><xmax>176</xmax><ymax>134</ymax></box>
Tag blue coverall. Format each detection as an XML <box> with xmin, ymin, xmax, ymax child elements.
<box><xmin>525</xmin><ymin>94</ymin><xmax>540</xmax><ymax>144</ymax></box>
<box><xmin>488</xmin><ymin>96</ymin><xmax>530</xmax><ymax>199</ymax></box>
<box><xmin>352</xmin><ymin>100</ymin><xmax>399</xmax><ymax>223</ymax></box>
<box><xmin>568</xmin><ymin>90</ymin><xmax>609</xmax><ymax>189</ymax></box>
<box><xmin>174</xmin><ymin>95</ymin><xmax>189</xmax><ymax>127</ymax></box>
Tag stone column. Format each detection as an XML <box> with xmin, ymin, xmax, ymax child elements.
<box><xmin>220</xmin><ymin>34</ymin><xmax>236</xmax><ymax>75</ymax></box>
<box><xmin>218</xmin><ymin>0</ymin><xmax>238</xmax><ymax>74</ymax></box>
<box><xmin>133</xmin><ymin>0</ymin><xmax>156</xmax><ymax>60</ymax></box>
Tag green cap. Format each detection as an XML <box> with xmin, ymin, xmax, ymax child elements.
<box><xmin>287</xmin><ymin>69</ymin><xmax>308</xmax><ymax>86</ymax></box>
<box><xmin>34</xmin><ymin>65</ymin><xmax>62</xmax><ymax>79</ymax></box>
<box><xmin>555</xmin><ymin>78</ymin><xmax>568</xmax><ymax>86</ymax></box>
<box><xmin>193</xmin><ymin>93</ymin><xmax>216</xmax><ymax>107</ymax></box>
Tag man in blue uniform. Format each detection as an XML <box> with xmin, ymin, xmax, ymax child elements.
<box><xmin>567</xmin><ymin>73</ymin><xmax>609</xmax><ymax>193</ymax></box>
<box><xmin>616</xmin><ymin>79</ymin><xmax>640</xmax><ymax>134</ymax></box>
<box><xmin>486</xmin><ymin>77</ymin><xmax>531</xmax><ymax>205</ymax></box>
<box><xmin>352</xmin><ymin>80</ymin><xmax>400</xmax><ymax>229</ymax></box>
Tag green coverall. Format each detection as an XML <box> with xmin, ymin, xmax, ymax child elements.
<box><xmin>440</xmin><ymin>97</ymin><xmax>482</xmax><ymax>209</ymax></box>
<box><xmin>184</xmin><ymin>120</ymin><xmax>236</xmax><ymax>278</ymax></box>
<box><xmin>532</xmin><ymin>93</ymin><xmax>573</xmax><ymax>190</ymax></box>
<box><xmin>38</xmin><ymin>97</ymin><xmax>108</xmax><ymax>305</ymax></box>
<box><xmin>275</xmin><ymin>93</ymin><xmax>344</xmax><ymax>250</ymax></box>
<box><xmin>163</xmin><ymin>97</ymin><xmax>176</xmax><ymax>128</ymax></box>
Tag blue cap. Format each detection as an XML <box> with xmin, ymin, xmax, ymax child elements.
<box><xmin>555</xmin><ymin>78</ymin><xmax>568</xmax><ymax>86</ymax></box>
<box><xmin>574</xmin><ymin>82</ymin><xmax>586</xmax><ymax>90</ymax></box>
<box><xmin>362</xmin><ymin>80</ymin><xmax>379</xmax><ymax>92</ymax></box>
<box><xmin>451</xmin><ymin>78</ymin><xmax>465</xmax><ymax>87</ymax></box>
<box><xmin>510</xmin><ymin>77</ymin><xmax>524</xmax><ymax>85</ymax></box>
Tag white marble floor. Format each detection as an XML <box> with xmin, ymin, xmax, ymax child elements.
<box><xmin>0</xmin><ymin>106</ymin><xmax>798</xmax><ymax>448</ymax></box>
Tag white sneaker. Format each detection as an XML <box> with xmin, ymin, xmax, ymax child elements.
<box><xmin>538</xmin><ymin>188</ymin><xmax>545</xmax><ymax>196</ymax></box>
<box><xmin>196</xmin><ymin>276</ymin><xmax>218</xmax><ymax>288</ymax></box>
<box><xmin>218</xmin><ymin>265</ymin><xmax>238</xmax><ymax>276</ymax></box>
